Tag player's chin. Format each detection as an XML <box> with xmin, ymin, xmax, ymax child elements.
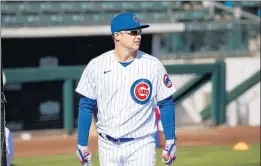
<box><xmin>132</xmin><ymin>43</ymin><xmax>140</xmax><ymax>50</ymax></box>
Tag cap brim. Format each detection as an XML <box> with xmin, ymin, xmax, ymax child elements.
<box><xmin>126</xmin><ymin>25</ymin><xmax>150</xmax><ymax>31</ymax></box>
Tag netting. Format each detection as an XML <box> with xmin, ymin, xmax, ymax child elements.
<box><xmin>1</xmin><ymin>54</ymin><xmax>7</xmax><ymax>166</ymax></box>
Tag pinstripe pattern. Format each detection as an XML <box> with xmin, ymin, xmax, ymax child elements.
<box><xmin>76</xmin><ymin>50</ymin><xmax>176</xmax><ymax>165</ymax></box>
<box><xmin>98</xmin><ymin>134</ymin><xmax>156</xmax><ymax>166</ymax></box>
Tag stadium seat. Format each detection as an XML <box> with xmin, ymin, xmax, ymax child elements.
<box><xmin>99</xmin><ymin>2</ymin><xmax>122</xmax><ymax>12</ymax></box>
<box><xmin>87</xmin><ymin>13</ymin><xmax>117</xmax><ymax>25</ymax></box>
<box><xmin>1</xmin><ymin>16</ymin><xmax>15</xmax><ymax>27</ymax></box>
<box><xmin>119</xmin><ymin>2</ymin><xmax>169</xmax><ymax>12</ymax></box>
<box><xmin>34</xmin><ymin>2</ymin><xmax>58</xmax><ymax>13</ymax></box>
<box><xmin>78</xmin><ymin>2</ymin><xmax>95</xmax><ymax>12</ymax></box>
<box><xmin>1</xmin><ymin>15</ymin><xmax>28</xmax><ymax>27</ymax></box>
<box><xmin>39</xmin><ymin>2</ymin><xmax>89</xmax><ymax>13</ymax></box>
<box><xmin>62</xmin><ymin>13</ymin><xmax>106</xmax><ymax>25</ymax></box>
<box><xmin>2</xmin><ymin>15</ymin><xmax>47</xmax><ymax>27</ymax></box>
<box><xmin>1</xmin><ymin>2</ymin><xmax>23</xmax><ymax>14</ymax></box>
<box><xmin>1</xmin><ymin>2</ymin><xmax>49</xmax><ymax>14</ymax></box>
<box><xmin>136</xmin><ymin>12</ymin><xmax>170</xmax><ymax>23</ymax></box>
<box><xmin>55</xmin><ymin>2</ymin><xmax>77</xmax><ymax>12</ymax></box>
<box><xmin>37</xmin><ymin>13</ymin><xmax>116</xmax><ymax>26</ymax></box>
<box><xmin>37</xmin><ymin>15</ymin><xmax>64</xmax><ymax>26</ymax></box>
<box><xmin>40</xmin><ymin>2</ymin><xmax>71</xmax><ymax>13</ymax></box>
<box><xmin>58</xmin><ymin>14</ymin><xmax>86</xmax><ymax>25</ymax></box>
<box><xmin>172</xmin><ymin>9</ymin><xmax>209</xmax><ymax>21</ymax></box>
<box><xmin>140</xmin><ymin>2</ymin><xmax>169</xmax><ymax>10</ymax></box>
<box><xmin>25</xmin><ymin>15</ymin><xmax>41</xmax><ymax>25</ymax></box>
<box><xmin>18</xmin><ymin>2</ymin><xmax>42</xmax><ymax>14</ymax></box>
<box><xmin>120</xmin><ymin>2</ymin><xmax>139</xmax><ymax>11</ymax></box>
<box><xmin>74</xmin><ymin>2</ymin><xmax>123</xmax><ymax>13</ymax></box>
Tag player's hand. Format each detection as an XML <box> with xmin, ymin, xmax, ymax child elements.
<box><xmin>161</xmin><ymin>141</ymin><xmax>177</xmax><ymax>165</ymax></box>
<box><xmin>76</xmin><ymin>145</ymin><xmax>92</xmax><ymax>166</ymax></box>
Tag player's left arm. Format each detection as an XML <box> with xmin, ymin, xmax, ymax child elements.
<box><xmin>77</xmin><ymin>96</ymin><xmax>97</xmax><ymax>146</ymax></box>
<box><xmin>155</xmin><ymin>60</ymin><xmax>177</xmax><ymax>165</ymax></box>
<box><xmin>76</xmin><ymin>95</ymin><xmax>96</xmax><ymax>165</ymax></box>
<box><xmin>158</xmin><ymin>96</ymin><xmax>177</xmax><ymax>165</ymax></box>
<box><xmin>75</xmin><ymin>61</ymin><xmax>97</xmax><ymax>165</ymax></box>
<box><xmin>158</xmin><ymin>96</ymin><xmax>176</xmax><ymax>141</ymax></box>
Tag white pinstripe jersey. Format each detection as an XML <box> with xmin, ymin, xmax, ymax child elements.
<box><xmin>76</xmin><ymin>50</ymin><xmax>176</xmax><ymax>139</ymax></box>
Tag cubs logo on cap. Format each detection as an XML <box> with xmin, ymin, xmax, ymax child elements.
<box><xmin>130</xmin><ymin>79</ymin><xmax>152</xmax><ymax>104</ymax></box>
<box><xmin>163</xmin><ymin>74</ymin><xmax>172</xmax><ymax>88</ymax></box>
<box><xmin>133</xmin><ymin>16</ymin><xmax>138</xmax><ymax>22</ymax></box>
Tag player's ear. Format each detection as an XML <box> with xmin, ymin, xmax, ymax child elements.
<box><xmin>114</xmin><ymin>32</ymin><xmax>121</xmax><ymax>41</ymax></box>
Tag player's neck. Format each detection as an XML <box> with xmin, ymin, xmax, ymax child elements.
<box><xmin>114</xmin><ymin>47</ymin><xmax>137</xmax><ymax>62</ymax></box>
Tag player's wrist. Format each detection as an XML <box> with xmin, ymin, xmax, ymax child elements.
<box><xmin>77</xmin><ymin>144</ymin><xmax>88</xmax><ymax>150</ymax></box>
<box><xmin>166</xmin><ymin>139</ymin><xmax>176</xmax><ymax>145</ymax></box>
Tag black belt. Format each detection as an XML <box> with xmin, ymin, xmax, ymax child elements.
<box><xmin>99</xmin><ymin>133</ymin><xmax>135</xmax><ymax>143</ymax></box>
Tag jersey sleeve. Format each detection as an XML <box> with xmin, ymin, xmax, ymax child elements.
<box><xmin>75</xmin><ymin>61</ymin><xmax>97</xmax><ymax>99</ymax></box>
<box><xmin>155</xmin><ymin>61</ymin><xmax>176</xmax><ymax>102</ymax></box>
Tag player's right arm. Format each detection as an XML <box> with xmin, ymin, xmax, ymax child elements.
<box><xmin>154</xmin><ymin>60</ymin><xmax>177</xmax><ymax>165</ymax></box>
<box><xmin>75</xmin><ymin>61</ymin><xmax>97</xmax><ymax>165</ymax></box>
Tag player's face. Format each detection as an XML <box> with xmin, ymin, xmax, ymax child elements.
<box><xmin>118</xmin><ymin>29</ymin><xmax>142</xmax><ymax>51</ymax></box>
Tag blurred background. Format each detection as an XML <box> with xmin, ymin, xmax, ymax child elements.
<box><xmin>1</xmin><ymin>1</ymin><xmax>260</xmax><ymax>166</ymax></box>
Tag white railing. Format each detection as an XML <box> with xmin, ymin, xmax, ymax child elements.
<box><xmin>1</xmin><ymin>19</ymin><xmax>259</xmax><ymax>38</ymax></box>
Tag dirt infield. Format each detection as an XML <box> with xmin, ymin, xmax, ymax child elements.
<box><xmin>13</xmin><ymin>125</ymin><xmax>260</xmax><ymax>158</ymax></box>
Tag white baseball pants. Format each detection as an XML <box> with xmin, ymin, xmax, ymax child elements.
<box><xmin>98</xmin><ymin>134</ymin><xmax>156</xmax><ymax>166</ymax></box>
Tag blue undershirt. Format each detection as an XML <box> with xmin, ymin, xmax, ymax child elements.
<box><xmin>119</xmin><ymin>60</ymin><xmax>133</xmax><ymax>67</ymax></box>
<box><xmin>77</xmin><ymin>96</ymin><xmax>97</xmax><ymax>146</ymax></box>
<box><xmin>157</xmin><ymin>96</ymin><xmax>176</xmax><ymax>141</ymax></box>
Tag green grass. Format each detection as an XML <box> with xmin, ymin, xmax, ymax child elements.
<box><xmin>13</xmin><ymin>143</ymin><xmax>260</xmax><ymax>166</ymax></box>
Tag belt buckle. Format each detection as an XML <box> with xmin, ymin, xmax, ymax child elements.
<box><xmin>117</xmin><ymin>138</ymin><xmax>121</xmax><ymax>143</ymax></box>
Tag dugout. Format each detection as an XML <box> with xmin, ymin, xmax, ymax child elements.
<box><xmin>2</xmin><ymin>34</ymin><xmax>152</xmax><ymax>131</ymax></box>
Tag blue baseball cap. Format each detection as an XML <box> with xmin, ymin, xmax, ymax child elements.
<box><xmin>110</xmin><ymin>12</ymin><xmax>150</xmax><ymax>34</ymax></box>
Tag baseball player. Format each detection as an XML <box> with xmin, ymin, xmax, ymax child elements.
<box><xmin>2</xmin><ymin>72</ymin><xmax>14</xmax><ymax>166</ymax></box>
<box><xmin>75</xmin><ymin>12</ymin><xmax>177</xmax><ymax>166</ymax></box>
<box><xmin>5</xmin><ymin>127</ymin><xmax>14</xmax><ymax>166</ymax></box>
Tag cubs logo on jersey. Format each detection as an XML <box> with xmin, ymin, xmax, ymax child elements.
<box><xmin>163</xmin><ymin>74</ymin><xmax>172</xmax><ymax>88</ymax></box>
<box><xmin>130</xmin><ymin>78</ymin><xmax>152</xmax><ymax>104</ymax></box>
